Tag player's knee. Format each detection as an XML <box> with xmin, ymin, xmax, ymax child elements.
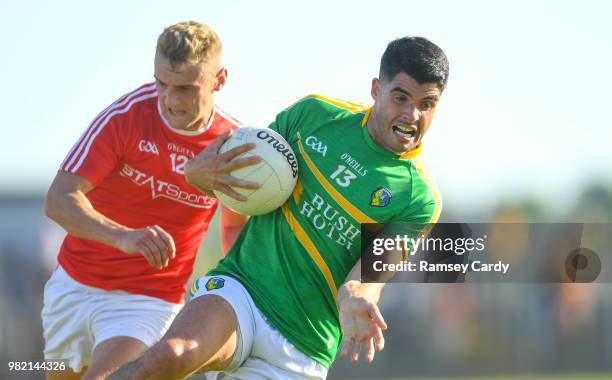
<box><xmin>147</xmin><ymin>338</ymin><xmax>204</xmax><ymax>374</ymax></box>
<box><xmin>163</xmin><ymin>335</ymin><xmax>235</xmax><ymax>373</ymax></box>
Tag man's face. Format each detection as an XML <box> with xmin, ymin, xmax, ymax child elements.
<box><xmin>368</xmin><ymin>72</ymin><xmax>442</xmax><ymax>154</ymax></box>
<box><xmin>154</xmin><ymin>54</ymin><xmax>227</xmax><ymax>131</ymax></box>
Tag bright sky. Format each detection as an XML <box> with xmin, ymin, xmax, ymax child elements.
<box><xmin>1</xmin><ymin>0</ymin><xmax>611</xmax><ymax>213</ymax></box>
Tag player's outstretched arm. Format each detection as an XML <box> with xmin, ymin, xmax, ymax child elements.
<box><xmin>45</xmin><ymin>171</ymin><xmax>175</xmax><ymax>269</ymax></box>
<box><xmin>184</xmin><ymin>130</ymin><xmax>262</xmax><ymax>201</ymax></box>
<box><xmin>337</xmin><ymin>259</ymin><xmax>388</xmax><ymax>364</ymax></box>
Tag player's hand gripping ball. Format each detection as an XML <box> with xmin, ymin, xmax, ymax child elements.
<box><xmin>214</xmin><ymin>127</ymin><xmax>298</xmax><ymax>215</ymax></box>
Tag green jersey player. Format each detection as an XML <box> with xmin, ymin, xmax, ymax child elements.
<box><xmin>111</xmin><ymin>36</ymin><xmax>449</xmax><ymax>380</ymax></box>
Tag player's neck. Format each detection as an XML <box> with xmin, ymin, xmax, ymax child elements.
<box><xmin>365</xmin><ymin>109</ymin><xmax>382</xmax><ymax>147</ymax></box>
<box><xmin>185</xmin><ymin>106</ymin><xmax>215</xmax><ymax>133</ymax></box>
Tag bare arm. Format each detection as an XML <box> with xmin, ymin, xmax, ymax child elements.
<box><xmin>219</xmin><ymin>205</ymin><xmax>249</xmax><ymax>254</ymax></box>
<box><xmin>337</xmin><ymin>259</ymin><xmax>388</xmax><ymax>364</ymax></box>
<box><xmin>45</xmin><ymin>171</ymin><xmax>125</xmax><ymax>245</ymax></box>
<box><xmin>45</xmin><ymin>171</ymin><xmax>175</xmax><ymax>269</ymax></box>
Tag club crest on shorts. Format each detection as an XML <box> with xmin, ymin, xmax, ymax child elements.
<box><xmin>205</xmin><ymin>277</ymin><xmax>225</xmax><ymax>291</ymax></box>
<box><xmin>370</xmin><ymin>187</ymin><xmax>392</xmax><ymax>207</ymax></box>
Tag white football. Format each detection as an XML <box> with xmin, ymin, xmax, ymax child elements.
<box><xmin>214</xmin><ymin>127</ymin><xmax>299</xmax><ymax>215</ymax></box>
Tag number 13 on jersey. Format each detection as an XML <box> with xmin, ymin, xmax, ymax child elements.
<box><xmin>330</xmin><ymin>165</ymin><xmax>356</xmax><ymax>187</ymax></box>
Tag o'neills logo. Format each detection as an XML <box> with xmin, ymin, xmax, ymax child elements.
<box><xmin>256</xmin><ymin>130</ymin><xmax>298</xmax><ymax>178</ymax></box>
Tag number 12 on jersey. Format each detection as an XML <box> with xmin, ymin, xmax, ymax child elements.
<box><xmin>170</xmin><ymin>153</ymin><xmax>188</xmax><ymax>174</ymax></box>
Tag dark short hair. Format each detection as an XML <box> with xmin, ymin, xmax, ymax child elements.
<box><xmin>380</xmin><ymin>36</ymin><xmax>449</xmax><ymax>90</ymax></box>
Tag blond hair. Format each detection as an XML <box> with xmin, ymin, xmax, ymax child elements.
<box><xmin>156</xmin><ymin>21</ymin><xmax>222</xmax><ymax>67</ymax></box>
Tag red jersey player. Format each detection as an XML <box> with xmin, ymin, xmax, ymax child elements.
<box><xmin>42</xmin><ymin>21</ymin><xmax>261</xmax><ymax>380</ymax></box>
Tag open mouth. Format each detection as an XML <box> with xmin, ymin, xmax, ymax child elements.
<box><xmin>392</xmin><ymin>124</ymin><xmax>417</xmax><ymax>139</ymax></box>
<box><xmin>169</xmin><ymin>108</ymin><xmax>187</xmax><ymax>118</ymax></box>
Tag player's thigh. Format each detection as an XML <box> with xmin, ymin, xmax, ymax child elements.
<box><xmin>81</xmin><ymin>336</ymin><xmax>148</xmax><ymax>380</ymax></box>
<box><xmin>163</xmin><ymin>294</ymin><xmax>238</xmax><ymax>372</ymax></box>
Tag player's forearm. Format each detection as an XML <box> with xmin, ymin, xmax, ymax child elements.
<box><xmin>221</xmin><ymin>225</ymin><xmax>242</xmax><ymax>254</ymax></box>
<box><xmin>220</xmin><ymin>206</ymin><xmax>249</xmax><ymax>254</ymax></box>
<box><xmin>338</xmin><ymin>260</ymin><xmax>386</xmax><ymax>307</ymax></box>
<box><xmin>45</xmin><ymin>189</ymin><xmax>128</xmax><ymax>249</ymax></box>
<box><xmin>338</xmin><ymin>280</ymin><xmax>386</xmax><ymax>306</ymax></box>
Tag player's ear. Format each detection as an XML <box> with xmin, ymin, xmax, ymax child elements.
<box><xmin>371</xmin><ymin>78</ymin><xmax>380</xmax><ymax>101</ymax></box>
<box><xmin>214</xmin><ymin>67</ymin><xmax>228</xmax><ymax>92</ymax></box>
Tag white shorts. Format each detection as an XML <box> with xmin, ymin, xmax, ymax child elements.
<box><xmin>42</xmin><ymin>266</ymin><xmax>182</xmax><ymax>372</ymax></box>
<box><xmin>192</xmin><ymin>275</ymin><xmax>328</xmax><ymax>380</ymax></box>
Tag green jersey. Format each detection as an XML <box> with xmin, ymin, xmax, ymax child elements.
<box><xmin>209</xmin><ymin>94</ymin><xmax>441</xmax><ymax>367</ymax></box>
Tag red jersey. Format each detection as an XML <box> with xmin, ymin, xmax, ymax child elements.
<box><xmin>57</xmin><ymin>83</ymin><xmax>241</xmax><ymax>303</ymax></box>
